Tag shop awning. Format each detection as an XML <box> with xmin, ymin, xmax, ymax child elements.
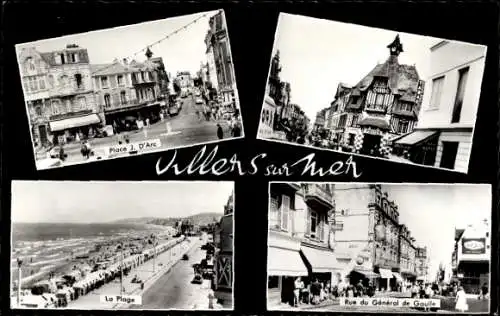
<box><xmin>392</xmin><ymin>272</ymin><xmax>404</xmax><ymax>282</ymax></box>
<box><xmin>379</xmin><ymin>268</ymin><xmax>393</xmax><ymax>279</ymax></box>
<box><xmin>393</xmin><ymin>130</ymin><xmax>439</xmax><ymax>146</ymax></box>
<box><xmin>268</xmin><ymin>247</ymin><xmax>308</xmax><ymax>277</ymax></box>
<box><xmin>49</xmin><ymin>114</ymin><xmax>101</xmax><ymax>132</ymax></box>
<box><xmin>301</xmin><ymin>247</ymin><xmax>341</xmax><ymax>273</ymax></box>
<box><xmin>358</xmin><ymin>116</ymin><xmax>390</xmax><ymax>130</ymax></box>
<box><xmin>352</xmin><ymin>266</ymin><xmax>379</xmax><ymax>278</ymax></box>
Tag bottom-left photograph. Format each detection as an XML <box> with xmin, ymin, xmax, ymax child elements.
<box><xmin>10</xmin><ymin>180</ymin><xmax>234</xmax><ymax>311</ymax></box>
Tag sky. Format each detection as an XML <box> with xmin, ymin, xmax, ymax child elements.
<box><xmin>16</xmin><ymin>10</ymin><xmax>220</xmax><ymax>76</ymax></box>
<box><xmin>384</xmin><ymin>184</ymin><xmax>491</xmax><ymax>278</ymax></box>
<box><xmin>271</xmin><ymin>13</ymin><xmax>449</xmax><ymax>121</ymax></box>
<box><xmin>11</xmin><ymin>181</ymin><xmax>233</xmax><ymax>223</ymax></box>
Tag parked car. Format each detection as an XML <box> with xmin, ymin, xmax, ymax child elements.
<box><xmin>168</xmin><ymin>105</ymin><xmax>179</xmax><ymax>116</ymax></box>
<box><xmin>195</xmin><ymin>98</ymin><xmax>204</xmax><ymax>104</ymax></box>
<box><xmin>182</xmin><ymin>254</ymin><xmax>189</xmax><ymax>261</ymax></box>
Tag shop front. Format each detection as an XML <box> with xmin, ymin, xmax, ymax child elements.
<box><xmin>354</xmin><ymin>115</ymin><xmax>391</xmax><ymax>156</ymax></box>
<box><xmin>392</xmin><ymin>129</ymin><xmax>440</xmax><ymax>165</ymax></box>
<box><xmin>104</xmin><ymin>101</ymin><xmax>162</xmax><ymax>132</ymax></box>
<box><xmin>300</xmin><ymin>246</ymin><xmax>341</xmax><ymax>289</ymax></box>
<box><xmin>375</xmin><ymin>267</ymin><xmax>395</xmax><ymax>291</ymax></box>
<box><xmin>49</xmin><ymin>113</ymin><xmax>103</xmax><ymax>145</ymax></box>
<box><xmin>268</xmin><ymin>230</ymin><xmax>308</xmax><ymax>308</ymax></box>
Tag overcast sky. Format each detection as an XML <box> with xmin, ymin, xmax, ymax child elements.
<box><xmin>271</xmin><ymin>13</ymin><xmax>451</xmax><ymax>121</ymax></box>
<box><xmin>383</xmin><ymin>184</ymin><xmax>490</xmax><ymax>278</ymax></box>
<box><xmin>11</xmin><ymin>181</ymin><xmax>233</xmax><ymax>223</ymax></box>
<box><xmin>16</xmin><ymin>10</ymin><xmax>221</xmax><ymax>75</ymax></box>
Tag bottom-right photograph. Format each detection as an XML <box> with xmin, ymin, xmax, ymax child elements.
<box><xmin>267</xmin><ymin>182</ymin><xmax>491</xmax><ymax>313</ymax></box>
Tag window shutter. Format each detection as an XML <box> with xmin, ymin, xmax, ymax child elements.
<box><xmin>281</xmin><ymin>195</ymin><xmax>290</xmax><ymax>231</ymax></box>
<box><xmin>306</xmin><ymin>208</ymin><xmax>311</xmax><ymax>235</ymax></box>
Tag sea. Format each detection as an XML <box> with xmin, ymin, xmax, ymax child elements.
<box><xmin>12</xmin><ymin>222</ymin><xmax>160</xmax><ymax>243</ymax></box>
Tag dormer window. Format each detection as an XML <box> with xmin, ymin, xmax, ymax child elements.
<box><xmin>25</xmin><ymin>57</ymin><xmax>36</xmax><ymax>73</ymax></box>
<box><xmin>69</xmin><ymin>52</ymin><xmax>79</xmax><ymax>63</ymax></box>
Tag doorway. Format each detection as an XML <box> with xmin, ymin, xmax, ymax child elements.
<box><xmin>361</xmin><ymin>134</ymin><xmax>382</xmax><ymax>156</ymax></box>
<box><xmin>38</xmin><ymin>125</ymin><xmax>48</xmax><ymax>145</ymax></box>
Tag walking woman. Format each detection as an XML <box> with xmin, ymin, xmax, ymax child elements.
<box><xmin>455</xmin><ymin>286</ymin><xmax>468</xmax><ymax>312</ymax></box>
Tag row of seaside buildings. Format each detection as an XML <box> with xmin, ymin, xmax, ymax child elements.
<box><xmin>312</xmin><ymin>35</ymin><xmax>485</xmax><ymax>173</ymax></box>
<box><xmin>18</xmin><ymin>11</ymin><xmax>236</xmax><ymax>152</ymax></box>
<box><xmin>268</xmin><ymin>183</ymin><xmax>430</xmax><ymax>306</ymax></box>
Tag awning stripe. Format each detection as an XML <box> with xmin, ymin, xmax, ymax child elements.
<box><xmin>268</xmin><ymin>247</ymin><xmax>308</xmax><ymax>277</ymax></box>
<box><xmin>49</xmin><ymin>114</ymin><xmax>101</xmax><ymax>132</ymax></box>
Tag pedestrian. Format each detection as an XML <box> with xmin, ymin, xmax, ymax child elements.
<box><xmin>231</xmin><ymin>115</ymin><xmax>242</xmax><ymax>137</ymax></box>
<box><xmin>145</xmin><ymin>117</ymin><xmax>150</xmax><ymax>127</ymax></box>
<box><xmin>455</xmin><ymin>286</ymin><xmax>468</xmax><ymax>312</ymax></box>
<box><xmin>217</xmin><ymin>124</ymin><xmax>223</xmax><ymax>140</ymax></box>
<box><xmin>59</xmin><ymin>145</ymin><xmax>66</xmax><ymax>161</ymax></box>
<box><xmin>480</xmin><ymin>283</ymin><xmax>488</xmax><ymax>300</ymax></box>
<box><xmin>293</xmin><ymin>277</ymin><xmax>302</xmax><ymax>307</ymax></box>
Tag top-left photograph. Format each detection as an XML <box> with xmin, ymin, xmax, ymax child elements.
<box><xmin>16</xmin><ymin>9</ymin><xmax>243</xmax><ymax>170</ymax></box>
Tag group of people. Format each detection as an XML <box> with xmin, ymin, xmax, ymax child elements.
<box><xmin>216</xmin><ymin>113</ymin><xmax>242</xmax><ymax>140</ymax></box>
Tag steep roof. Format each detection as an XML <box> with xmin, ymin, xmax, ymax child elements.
<box><xmin>354</xmin><ymin>59</ymin><xmax>420</xmax><ymax>95</ymax></box>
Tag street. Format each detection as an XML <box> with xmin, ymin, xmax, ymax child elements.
<box><xmin>129</xmin><ymin>236</ymin><xmax>212</xmax><ymax>310</ymax></box>
<box><xmin>40</xmin><ymin>96</ymin><xmax>234</xmax><ymax>167</ymax></box>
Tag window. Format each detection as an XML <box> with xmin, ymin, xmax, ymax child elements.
<box><xmin>351</xmin><ymin>96</ymin><xmax>359</xmax><ymax>104</ymax></box>
<box><xmin>399</xmin><ymin>102</ymin><xmax>413</xmax><ymax>112</ymax></box>
<box><xmin>59</xmin><ymin>53</ymin><xmax>66</xmax><ymax>64</ymax></box>
<box><xmin>351</xmin><ymin>114</ymin><xmax>359</xmax><ymax>127</ymax></box>
<box><xmin>429</xmin><ymin>76</ymin><xmax>445</xmax><ymax>109</ymax></box>
<box><xmin>101</xmin><ymin>76</ymin><xmax>109</xmax><ymax>88</ymax></box>
<box><xmin>440</xmin><ymin>141</ymin><xmax>459</xmax><ymax>169</ymax></box>
<box><xmin>59</xmin><ymin>75</ymin><xmax>68</xmax><ymax>87</ymax></box>
<box><xmin>120</xmin><ymin>91</ymin><xmax>127</xmax><ymax>104</ymax></box>
<box><xmin>280</xmin><ymin>195</ymin><xmax>290</xmax><ymax>231</ymax></box>
<box><xmin>38</xmin><ymin>77</ymin><xmax>46</xmax><ymax>90</ymax></box>
<box><xmin>310</xmin><ymin>210</ymin><xmax>318</xmax><ymax>237</ymax></box>
<box><xmin>141</xmin><ymin>72</ymin><xmax>146</xmax><ymax>82</ymax></box>
<box><xmin>452</xmin><ymin>67</ymin><xmax>469</xmax><ymax>123</ymax></box>
<box><xmin>25</xmin><ymin>58</ymin><xmax>36</xmax><ymax>73</ymax></box>
<box><xmin>35</xmin><ymin>106</ymin><xmax>42</xmax><ymax>116</ymax></box>
<box><xmin>117</xmin><ymin>75</ymin><xmax>124</xmax><ymax>86</ymax></box>
<box><xmin>104</xmin><ymin>94</ymin><xmax>111</xmax><ymax>108</ymax></box>
<box><xmin>25</xmin><ymin>77</ymin><xmax>39</xmax><ymax>92</ymax></box>
<box><xmin>51</xmin><ymin>100</ymin><xmax>61</xmax><ymax>115</ymax></box>
<box><xmin>78</xmin><ymin>97</ymin><xmax>87</xmax><ymax>110</ymax></box>
<box><xmin>397</xmin><ymin>121</ymin><xmax>409</xmax><ymax>134</ymax></box>
<box><xmin>69</xmin><ymin>53</ymin><xmax>79</xmax><ymax>63</ymax></box>
<box><xmin>75</xmin><ymin>74</ymin><xmax>83</xmax><ymax>89</ymax></box>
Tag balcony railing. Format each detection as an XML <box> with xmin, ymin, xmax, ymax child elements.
<box><xmin>49</xmin><ymin>109</ymin><xmax>93</xmax><ymax>120</ymax></box>
<box><xmin>304</xmin><ymin>184</ymin><xmax>334</xmax><ymax>209</ymax></box>
<box><xmin>102</xmin><ymin>98</ymin><xmax>157</xmax><ymax>111</ymax></box>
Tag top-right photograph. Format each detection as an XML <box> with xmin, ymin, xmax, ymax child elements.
<box><xmin>257</xmin><ymin>13</ymin><xmax>487</xmax><ymax>174</ymax></box>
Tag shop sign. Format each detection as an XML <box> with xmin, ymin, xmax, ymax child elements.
<box><xmin>363</xmin><ymin>127</ymin><xmax>383</xmax><ymax>136</ymax></box>
<box><xmin>462</xmin><ymin>238</ymin><xmax>486</xmax><ymax>254</ymax></box>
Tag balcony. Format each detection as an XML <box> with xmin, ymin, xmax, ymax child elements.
<box><xmin>304</xmin><ymin>184</ymin><xmax>334</xmax><ymax>209</ymax></box>
<box><xmin>102</xmin><ymin>99</ymin><xmax>158</xmax><ymax>113</ymax></box>
<box><xmin>49</xmin><ymin>85</ymin><xmax>91</xmax><ymax>98</ymax></box>
<box><xmin>131</xmin><ymin>74</ymin><xmax>155</xmax><ymax>85</ymax></box>
<box><xmin>49</xmin><ymin>109</ymin><xmax>93</xmax><ymax>121</ymax></box>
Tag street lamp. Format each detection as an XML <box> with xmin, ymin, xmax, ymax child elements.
<box><xmin>116</xmin><ymin>244</ymin><xmax>124</xmax><ymax>296</ymax></box>
<box><xmin>148</xmin><ymin>234</ymin><xmax>157</xmax><ymax>274</ymax></box>
<box><xmin>16</xmin><ymin>258</ymin><xmax>23</xmax><ymax>306</ymax></box>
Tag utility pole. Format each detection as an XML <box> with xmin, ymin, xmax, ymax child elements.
<box><xmin>17</xmin><ymin>258</ymin><xmax>23</xmax><ymax>307</ymax></box>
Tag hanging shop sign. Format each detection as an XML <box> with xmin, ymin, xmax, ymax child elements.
<box><xmin>462</xmin><ymin>238</ymin><xmax>486</xmax><ymax>254</ymax></box>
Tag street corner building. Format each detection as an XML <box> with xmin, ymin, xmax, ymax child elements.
<box><xmin>16</xmin><ymin>10</ymin><xmax>243</xmax><ymax>171</ymax></box>
<box><xmin>257</xmin><ymin>14</ymin><xmax>487</xmax><ymax>174</ymax></box>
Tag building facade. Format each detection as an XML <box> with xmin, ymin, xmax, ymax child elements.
<box><xmin>176</xmin><ymin>71</ymin><xmax>193</xmax><ymax>92</ymax></box>
<box><xmin>393</xmin><ymin>41</ymin><xmax>487</xmax><ymax>172</ymax></box>
<box><xmin>213</xmin><ymin>190</ymin><xmax>234</xmax><ymax>306</ymax></box>
<box><xmin>92</xmin><ymin>50</ymin><xmax>166</xmax><ymax>128</ymax></box>
<box><xmin>205</xmin><ymin>11</ymin><xmax>237</xmax><ymax>105</ymax></box>
<box><xmin>334</xmin><ymin>184</ymin><xmax>421</xmax><ymax>291</ymax></box>
<box><xmin>267</xmin><ymin>183</ymin><xmax>337</xmax><ymax>308</ymax></box>
<box><xmin>19</xmin><ymin>44</ymin><xmax>103</xmax><ymax>148</ymax></box>
<box><xmin>451</xmin><ymin>219</ymin><xmax>490</xmax><ymax>294</ymax></box>
<box><xmin>328</xmin><ymin>35</ymin><xmax>425</xmax><ymax>157</ymax></box>
<box><xmin>415</xmin><ymin>246</ymin><xmax>430</xmax><ymax>283</ymax></box>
